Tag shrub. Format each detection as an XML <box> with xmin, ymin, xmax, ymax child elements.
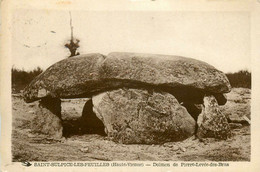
<box><xmin>226</xmin><ymin>70</ymin><xmax>251</xmax><ymax>89</ymax></box>
<box><xmin>12</xmin><ymin>67</ymin><xmax>43</xmax><ymax>93</ymax></box>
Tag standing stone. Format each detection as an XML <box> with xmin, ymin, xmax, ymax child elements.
<box><xmin>31</xmin><ymin>97</ymin><xmax>63</xmax><ymax>139</ymax></box>
<box><xmin>92</xmin><ymin>88</ymin><xmax>196</xmax><ymax>144</ymax></box>
<box><xmin>61</xmin><ymin>98</ymin><xmax>88</xmax><ymax>136</ymax></box>
<box><xmin>61</xmin><ymin>98</ymin><xmax>89</xmax><ymax>120</ymax></box>
<box><xmin>197</xmin><ymin>95</ymin><xmax>231</xmax><ymax>139</ymax></box>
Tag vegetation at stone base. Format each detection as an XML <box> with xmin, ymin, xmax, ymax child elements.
<box><xmin>12</xmin><ymin>66</ymin><xmax>43</xmax><ymax>93</ymax></box>
<box><xmin>226</xmin><ymin>70</ymin><xmax>251</xmax><ymax>89</ymax></box>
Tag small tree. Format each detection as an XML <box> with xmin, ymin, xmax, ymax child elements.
<box><xmin>65</xmin><ymin>12</ymin><xmax>80</xmax><ymax>57</ymax></box>
<box><xmin>65</xmin><ymin>39</ymin><xmax>80</xmax><ymax>57</ymax></box>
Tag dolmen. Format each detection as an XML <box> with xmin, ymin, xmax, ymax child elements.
<box><xmin>23</xmin><ymin>52</ymin><xmax>232</xmax><ymax>144</ymax></box>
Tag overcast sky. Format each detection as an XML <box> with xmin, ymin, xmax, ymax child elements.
<box><xmin>12</xmin><ymin>9</ymin><xmax>250</xmax><ymax>73</ymax></box>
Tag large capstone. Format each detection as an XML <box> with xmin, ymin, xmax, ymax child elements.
<box><xmin>23</xmin><ymin>53</ymin><xmax>106</xmax><ymax>102</ymax></box>
<box><xmin>23</xmin><ymin>53</ymin><xmax>230</xmax><ymax>104</ymax></box>
<box><xmin>92</xmin><ymin>88</ymin><xmax>196</xmax><ymax>144</ymax></box>
<box><xmin>101</xmin><ymin>52</ymin><xmax>231</xmax><ymax>94</ymax></box>
<box><xmin>31</xmin><ymin>97</ymin><xmax>63</xmax><ymax>139</ymax></box>
<box><xmin>197</xmin><ymin>95</ymin><xmax>231</xmax><ymax>139</ymax></box>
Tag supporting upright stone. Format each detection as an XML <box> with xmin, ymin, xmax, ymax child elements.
<box><xmin>197</xmin><ymin>95</ymin><xmax>231</xmax><ymax>139</ymax></box>
<box><xmin>61</xmin><ymin>98</ymin><xmax>88</xmax><ymax>120</ymax></box>
<box><xmin>31</xmin><ymin>97</ymin><xmax>63</xmax><ymax>139</ymax></box>
<box><xmin>92</xmin><ymin>88</ymin><xmax>196</xmax><ymax>144</ymax></box>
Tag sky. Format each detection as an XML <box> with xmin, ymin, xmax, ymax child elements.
<box><xmin>11</xmin><ymin>9</ymin><xmax>251</xmax><ymax>73</ymax></box>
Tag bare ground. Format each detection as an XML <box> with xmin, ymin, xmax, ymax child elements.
<box><xmin>11</xmin><ymin>88</ymin><xmax>251</xmax><ymax>161</ymax></box>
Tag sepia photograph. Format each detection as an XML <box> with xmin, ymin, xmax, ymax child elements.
<box><xmin>10</xmin><ymin>9</ymin><xmax>252</xmax><ymax>162</ymax></box>
<box><xmin>2</xmin><ymin>1</ymin><xmax>260</xmax><ymax>171</ymax></box>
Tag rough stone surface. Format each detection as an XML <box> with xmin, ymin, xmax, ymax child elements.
<box><xmin>101</xmin><ymin>52</ymin><xmax>231</xmax><ymax>94</ymax></box>
<box><xmin>23</xmin><ymin>52</ymin><xmax>231</xmax><ymax>103</ymax></box>
<box><xmin>61</xmin><ymin>98</ymin><xmax>89</xmax><ymax>120</ymax></box>
<box><xmin>23</xmin><ymin>53</ymin><xmax>106</xmax><ymax>103</ymax></box>
<box><xmin>31</xmin><ymin>98</ymin><xmax>63</xmax><ymax>139</ymax></box>
<box><xmin>197</xmin><ymin>95</ymin><xmax>231</xmax><ymax>140</ymax></box>
<box><xmin>92</xmin><ymin>88</ymin><xmax>196</xmax><ymax>144</ymax></box>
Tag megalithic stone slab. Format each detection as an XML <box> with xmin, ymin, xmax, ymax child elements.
<box><xmin>197</xmin><ymin>95</ymin><xmax>231</xmax><ymax>140</ymax></box>
<box><xmin>23</xmin><ymin>53</ymin><xmax>231</xmax><ymax>105</ymax></box>
<box><xmin>31</xmin><ymin>98</ymin><xmax>63</xmax><ymax>139</ymax></box>
<box><xmin>101</xmin><ymin>52</ymin><xmax>231</xmax><ymax>94</ymax></box>
<box><xmin>92</xmin><ymin>88</ymin><xmax>196</xmax><ymax>144</ymax></box>
<box><xmin>23</xmin><ymin>53</ymin><xmax>106</xmax><ymax>102</ymax></box>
